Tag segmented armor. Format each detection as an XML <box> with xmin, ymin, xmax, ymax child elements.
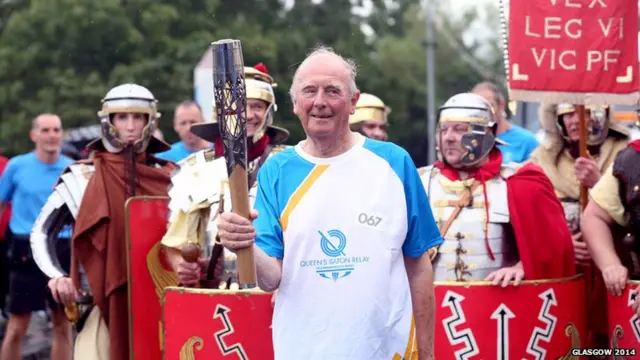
<box><xmin>420</xmin><ymin>163</ymin><xmax>520</xmax><ymax>282</ymax></box>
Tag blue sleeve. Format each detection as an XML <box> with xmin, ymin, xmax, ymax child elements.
<box><xmin>398</xmin><ymin>152</ymin><xmax>443</xmax><ymax>258</ymax></box>
<box><xmin>525</xmin><ymin>133</ymin><xmax>540</xmax><ymax>158</ymax></box>
<box><xmin>253</xmin><ymin>162</ymin><xmax>285</xmax><ymax>260</ymax></box>
<box><xmin>0</xmin><ymin>158</ymin><xmax>18</xmax><ymax>203</ymax></box>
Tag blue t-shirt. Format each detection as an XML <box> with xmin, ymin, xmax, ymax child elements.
<box><xmin>155</xmin><ymin>141</ymin><xmax>201</xmax><ymax>163</ymax></box>
<box><xmin>253</xmin><ymin>134</ymin><xmax>443</xmax><ymax>359</ymax></box>
<box><xmin>497</xmin><ymin>124</ymin><xmax>540</xmax><ymax>164</ymax></box>
<box><xmin>0</xmin><ymin>152</ymin><xmax>73</xmax><ymax>236</ymax></box>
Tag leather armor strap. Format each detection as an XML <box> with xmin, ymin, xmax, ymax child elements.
<box><xmin>428</xmin><ymin>180</ymin><xmax>481</xmax><ymax>260</ymax></box>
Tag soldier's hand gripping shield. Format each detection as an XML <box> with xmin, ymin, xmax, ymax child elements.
<box><xmin>162</xmin><ymin>40</ymin><xmax>273</xmax><ymax>360</ymax></box>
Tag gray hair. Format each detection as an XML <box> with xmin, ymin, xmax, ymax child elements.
<box><xmin>289</xmin><ymin>45</ymin><xmax>359</xmax><ymax>102</ymax></box>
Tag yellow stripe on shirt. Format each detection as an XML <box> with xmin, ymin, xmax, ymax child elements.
<box><xmin>279</xmin><ymin>164</ymin><xmax>330</xmax><ymax>231</ymax></box>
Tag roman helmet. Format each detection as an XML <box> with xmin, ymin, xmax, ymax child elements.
<box><xmin>556</xmin><ymin>103</ymin><xmax>617</xmax><ymax>146</ymax></box>
<box><xmin>94</xmin><ymin>83</ymin><xmax>169</xmax><ymax>153</ymax></box>
<box><xmin>191</xmin><ymin>63</ymin><xmax>289</xmax><ymax>145</ymax></box>
<box><xmin>436</xmin><ymin>93</ymin><xmax>504</xmax><ymax>168</ymax></box>
<box><xmin>349</xmin><ymin>93</ymin><xmax>390</xmax><ymax>127</ymax></box>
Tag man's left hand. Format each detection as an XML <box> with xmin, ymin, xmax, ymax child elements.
<box><xmin>575</xmin><ymin>157</ymin><xmax>600</xmax><ymax>188</ymax></box>
<box><xmin>485</xmin><ymin>262</ymin><xmax>525</xmax><ymax>287</ymax></box>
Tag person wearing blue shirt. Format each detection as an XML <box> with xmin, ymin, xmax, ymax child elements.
<box><xmin>0</xmin><ymin>114</ymin><xmax>74</xmax><ymax>360</ymax></box>
<box><xmin>472</xmin><ymin>81</ymin><xmax>539</xmax><ymax>164</ymax></box>
<box><xmin>214</xmin><ymin>46</ymin><xmax>442</xmax><ymax>360</ymax></box>
<box><xmin>155</xmin><ymin>101</ymin><xmax>211</xmax><ymax>162</ymax></box>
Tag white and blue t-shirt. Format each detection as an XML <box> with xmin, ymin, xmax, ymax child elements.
<box><xmin>253</xmin><ymin>134</ymin><xmax>443</xmax><ymax>360</ymax></box>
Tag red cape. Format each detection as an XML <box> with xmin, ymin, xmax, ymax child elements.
<box><xmin>506</xmin><ymin>162</ymin><xmax>576</xmax><ymax>279</ymax></box>
<box><xmin>629</xmin><ymin>139</ymin><xmax>640</xmax><ymax>152</ymax></box>
<box><xmin>436</xmin><ymin>150</ymin><xmax>576</xmax><ymax>279</ymax></box>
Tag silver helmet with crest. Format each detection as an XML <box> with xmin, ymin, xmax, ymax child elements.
<box><xmin>436</xmin><ymin>93</ymin><xmax>503</xmax><ymax>168</ymax></box>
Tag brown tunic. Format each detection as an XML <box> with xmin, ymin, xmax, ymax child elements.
<box><xmin>71</xmin><ymin>149</ymin><xmax>174</xmax><ymax>360</ymax></box>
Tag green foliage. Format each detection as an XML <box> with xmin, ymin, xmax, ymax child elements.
<box><xmin>0</xmin><ymin>0</ymin><xmax>503</xmax><ymax>166</ymax></box>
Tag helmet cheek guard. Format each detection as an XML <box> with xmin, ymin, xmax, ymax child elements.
<box><xmin>460</xmin><ymin>123</ymin><xmax>498</xmax><ymax>167</ymax></box>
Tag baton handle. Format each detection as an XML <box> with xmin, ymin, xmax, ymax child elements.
<box><xmin>228</xmin><ymin>165</ymin><xmax>257</xmax><ymax>288</ymax></box>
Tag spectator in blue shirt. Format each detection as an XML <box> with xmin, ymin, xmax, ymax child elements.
<box><xmin>0</xmin><ymin>114</ymin><xmax>74</xmax><ymax>360</ymax></box>
<box><xmin>155</xmin><ymin>101</ymin><xmax>211</xmax><ymax>162</ymax></box>
<box><xmin>472</xmin><ymin>82</ymin><xmax>540</xmax><ymax>164</ymax></box>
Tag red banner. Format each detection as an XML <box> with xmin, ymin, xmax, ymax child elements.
<box><xmin>607</xmin><ymin>281</ymin><xmax>640</xmax><ymax>358</ymax></box>
<box><xmin>126</xmin><ymin>196</ymin><xmax>177</xmax><ymax>360</ymax></box>
<box><xmin>507</xmin><ymin>0</ymin><xmax>639</xmax><ymax>104</ymax></box>
<box><xmin>163</xmin><ymin>288</ymin><xmax>274</xmax><ymax>360</ymax></box>
<box><xmin>433</xmin><ymin>275</ymin><xmax>586</xmax><ymax>359</ymax></box>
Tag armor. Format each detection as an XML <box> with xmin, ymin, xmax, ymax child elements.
<box><xmin>349</xmin><ymin>93</ymin><xmax>390</xmax><ymax>126</ymax></box>
<box><xmin>165</xmin><ymin>144</ymin><xmax>288</xmax><ymax>287</ymax></box>
<box><xmin>556</xmin><ymin>103</ymin><xmax>610</xmax><ymax>146</ymax></box>
<box><xmin>436</xmin><ymin>93</ymin><xmax>504</xmax><ymax>168</ymax></box>
<box><xmin>612</xmin><ymin>147</ymin><xmax>640</xmax><ymax>277</ymax></box>
<box><xmin>31</xmin><ymin>163</ymin><xmax>94</xmax><ymax>280</ymax></box>
<box><xmin>420</xmin><ymin>164</ymin><xmax>520</xmax><ymax>282</ymax></box>
<box><xmin>97</xmin><ymin>83</ymin><xmax>161</xmax><ymax>154</ymax></box>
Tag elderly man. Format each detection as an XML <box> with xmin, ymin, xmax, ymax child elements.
<box><xmin>156</xmin><ymin>100</ymin><xmax>210</xmax><ymax>162</ymax></box>
<box><xmin>0</xmin><ymin>114</ymin><xmax>74</xmax><ymax>360</ymax></box>
<box><xmin>419</xmin><ymin>93</ymin><xmax>575</xmax><ymax>285</ymax></box>
<box><xmin>215</xmin><ymin>46</ymin><xmax>442</xmax><ymax>359</ymax></box>
<box><xmin>471</xmin><ymin>82</ymin><xmax>539</xmax><ymax>164</ymax></box>
<box><xmin>348</xmin><ymin>92</ymin><xmax>389</xmax><ymax>141</ymax></box>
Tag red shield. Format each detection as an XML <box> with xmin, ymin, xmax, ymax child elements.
<box><xmin>432</xmin><ymin>275</ymin><xmax>586</xmax><ymax>359</ymax></box>
<box><xmin>163</xmin><ymin>288</ymin><xmax>274</xmax><ymax>359</ymax></box>
<box><xmin>125</xmin><ymin>196</ymin><xmax>177</xmax><ymax>360</ymax></box>
<box><xmin>607</xmin><ymin>280</ymin><xmax>640</xmax><ymax>355</ymax></box>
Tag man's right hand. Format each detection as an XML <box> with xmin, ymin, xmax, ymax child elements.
<box><xmin>602</xmin><ymin>263</ymin><xmax>628</xmax><ymax>296</ymax></box>
<box><xmin>176</xmin><ymin>258</ymin><xmax>208</xmax><ymax>286</ymax></box>
<box><xmin>48</xmin><ymin>277</ymin><xmax>79</xmax><ymax>306</ymax></box>
<box><xmin>572</xmin><ymin>232</ymin><xmax>591</xmax><ymax>266</ymax></box>
<box><xmin>217</xmin><ymin>209</ymin><xmax>258</xmax><ymax>252</ymax></box>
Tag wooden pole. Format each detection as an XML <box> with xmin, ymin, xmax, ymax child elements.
<box><xmin>577</xmin><ymin>105</ymin><xmax>589</xmax><ymax>210</ymax></box>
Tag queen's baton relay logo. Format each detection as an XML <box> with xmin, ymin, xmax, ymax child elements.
<box><xmin>299</xmin><ymin>229</ymin><xmax>369</xmax><ymax>281</ymax></box>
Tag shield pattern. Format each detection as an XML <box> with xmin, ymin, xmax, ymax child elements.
<box><xmin>163</xmin><ymin>288</ymin><xmax>274</xmax><ymax>360</ymax></box>
<box><xmin>126</xmin><ymin>196</ymin><xmax>178</xmax><ymax>360</ymax></box>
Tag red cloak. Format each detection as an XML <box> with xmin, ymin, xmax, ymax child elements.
<box><xmin>435</xmin><ymin>149</ymin><xmax>576</xmax><ymax>279</ymax></box>
<box><xmin>629</xmin><ymin>139</ymin><xmax>640</xmax><ymax>152</ymax></box>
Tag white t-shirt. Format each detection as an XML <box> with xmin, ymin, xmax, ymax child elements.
<box><xmin>254</xmin><ymin>134</ymin><xmax>443</xmax><ymax>360</ymax></box>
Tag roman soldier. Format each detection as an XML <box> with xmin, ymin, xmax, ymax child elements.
<box><xmin>29</xmin><ymin>84</ymin><xmax>175</xmax><ymax>360</ymax></box>
<box><xmin>530</xmin><ymin>103</ymin><xmax>629</xmax><ymax>261</ymax></box>
<box><xmin>348</xmin><ymin>92</ymin><xmax>389</xmax><ymax>141</ymax></box>
<box><xmin>529</xmin><ymin>103</ymin><xmax>629</xmax><ymax>348</ymax></box>
<box><xmin>418</xmin><ymin>93</ymin><xmax>575</xmax><ymax>285</ymax></box>
<box><xmin>161</xmin><ymin>63</ymin><xmax>289</xmax><ymax>289</ymax></box>
<box><xmin>582</xmin><ymin>139</ymin><xmax>640</xmax><ymax>314</ymax></box>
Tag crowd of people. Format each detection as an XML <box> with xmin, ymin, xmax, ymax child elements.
<box><xmin>0</xmin><ymin>45</ymin><xmax>638</xmax><ymax>359</ymax></box>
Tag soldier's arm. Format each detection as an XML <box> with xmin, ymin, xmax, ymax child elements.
<box><xmin>0</xmin><ymin>158</ymin><xmax>18</xmax><ymax>218</ymax></box>
<box><xmin>581</xmin><ymin>166</ymin><xmax>624</xmax><ymax>270</ymax></box>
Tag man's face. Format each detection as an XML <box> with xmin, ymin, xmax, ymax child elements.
<box><xmin>112</xmin><ymin>112</ymin><xmax>147</xmax><ymax>143</ymax></box>
<box><xmin>439</xmin><ymin>121</ymin><xmax>470</xmax><ymax>168</ymax></box>
<box><xmin>247</xmin><ymin>98</ymin><xmax>268</xmax><ymax>137</ymax></box>
<box><xmin>174</xmin><ymin>105</ymin><xmax>204</xmax><ymax>147</ymax></box>
<box><xmin>562</xmin><ymin>110</ymin><xmax>593</xmax><ymax>142</ymax></box>
<box><xmin>473</xmin><ymin>88</ymin><xmax>503</xmax><ymax>123</ymax></box>
<box><xmin>31</xmin><ymin>115</ymin><xmax>63</xmax><ymax>154</ymax></box>
<box><xmin>360</xmin><ymin>120</ymin><xmax>388</xmax><ymax>141</ymax></box>
<box><xmin>293</xmin><ymin>55</ymin><xmax>358</xmax><ymax>139</ymax></box>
